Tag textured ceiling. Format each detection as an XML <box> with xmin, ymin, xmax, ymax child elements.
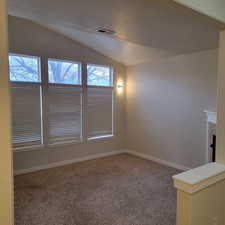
<box><xmin>7</xmin><ymin>0</ymin><xmax>225</xmax><ymax>65</ymax></box>
<box><xmin>44</xmin><ymin>23</ymin><xmax>179</xmax><ymax>65</ymax></box>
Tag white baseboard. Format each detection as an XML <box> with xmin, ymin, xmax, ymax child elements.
<box><xmin>125</xmin><ymin>149</ymin><xmax>191</xmax><ymax>171</ymax></box>
<box><xmin>14</xmin><ymin>150</ymin><xmax>125</xmax><ymax>176</ymax></box>
<box><xmin>15</xmin><ymin>149</ymin><xmax>190</xmax><ymax>175</ymax></box>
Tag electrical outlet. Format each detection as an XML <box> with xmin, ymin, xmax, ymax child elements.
<box><xmin>212</xmin><ymin>216</ymin><xmax>218</xmax><ymax>225</ymax></box>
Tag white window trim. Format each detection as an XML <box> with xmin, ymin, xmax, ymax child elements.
<box><xmin>14</xmin><ymin>144</ymin><xmax>45</xmax><ymax>153</ymax></box>
<box><xmin>87</xmin><ymin>134</ymin><xmax>115</xmax><ymax>142</ymax></box>
<box><xmin>86</xmin><ymin>64</ymin><xmax>115</xmax><ymax>140</ymax></box>
<box><xmin>10</xmin><ymin>54</ymin><xmax>116</xmax><ymax>152</ymax></box>
<box><xmin>9</xmin><ymin>53</ymin><xmax>44</xmax><ymax>151</ymax></box>
<box><xmin>85</xmin><ymin>87</ymin><xmax>115</xmax><ymax>139</ymax></box>
<box><xmin>9</xmin><ymin>53</ymin><xmax>42</xmax><ymax>83</ymax></box>
<box><xmin>48</xmin><ymin>58</ymin><xmax>82</xmax><ymax>85</ymax></box>
<box><xmin>47</xmin><ymin>139</ymin><xmax>82</xmax><ymax>148</ymax></box>
<box><xmin>87</xmin><ymin>63</ymin><xmax>114</xmax><ymax>87</ymax></box>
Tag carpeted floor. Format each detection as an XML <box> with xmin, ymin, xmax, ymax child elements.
<box><xmin>14</xmin><ymin>153</ymin><xmax>180</xmax><ymax>225</ymax></box>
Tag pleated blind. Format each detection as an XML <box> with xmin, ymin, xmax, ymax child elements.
<box><xmin>87</xmin><ymin>88</ymin><xmax>113</xmax><ymax>138</ymax></box>
<box><xmin>48</xmin><ymin>86</ymin><xmax>82</xmax><ymax>144</ymax></box>
<box><xmin>11</xmin><ymin>84</ymin><xmax>42</xmax><ymax>147</ymax></box>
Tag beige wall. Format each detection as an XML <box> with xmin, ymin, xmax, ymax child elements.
<box><xmin>8</xmin><ymin>16</ymin><xmax>126</xmax><ymax>172</ymax></box>
<box><xmin>177</xmin><ymin>179</ymin><xmax>225</xmax><ymax>225</ymax></box>
<box><xmin>126</xmin><ymin>49</ymin><xmax>218</xmax><ymax>169</ymax></box>
<box><xmin>0</xmin><ymin>1</ymin><xmax>14</xmax><ymax>224</ymax></box>
<box><xmin>191</xmin><ymin>179</ymin><xmax>225</xmax><ymax>224</ymax></box>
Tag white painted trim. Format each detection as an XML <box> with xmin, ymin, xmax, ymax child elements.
<box><xmin>125</xmin><ymin>149</ymin><xmax>191</xmax><ymax>171</ymax></box>
<box><xmin>15</xmin><ymin>149</ymin><xmax>191</xmax><ymax>176</ymax></box>
<box><xmin>204</xmin><ymin>110</ymin><xmax>217</xmax><ymax>124</ymax></box>
<box><xmin>204</xmin><ymin>111</ymin><xmax>217</xmax><ymax>164</ymax></box>
<box><xmin>14</xmin><ymin>150</ymin><xmax>124</xmax><ymax>176</ymax></box>
<box><xmin>173</xmin><ymin>162</ymin><xmax>225</xmax><ymax>194</ymax></box>
<box><xmin>87</xmin><ymin>134</ymin><xmax>114</xmax><ymax>142</ymax></box>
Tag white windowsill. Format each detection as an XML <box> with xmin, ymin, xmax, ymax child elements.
<box><xmin>204</xmin><ymin>110</ymin><xmax>217</xmax><ymax>124</ymax></box>
<box><xmin>13</xmin><ymin>144</ymin><xmax>45</xmax><ymax>152</ymax></box>
<box><xmin>13</xmin><ymin>135</ymin><xmax>115</xmax><ymax>152</ymax></box>
<box><xmin>87</xmin><ymin>134</ymin><xmax>115</xmax><ymax>142</ymax></box>
<box><xmin>48</xmin><ymin>140</ymin><xmax>82</xmax><ymax>149</ymax></box>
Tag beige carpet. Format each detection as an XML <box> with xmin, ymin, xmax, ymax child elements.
<box><xmin>14</xmin><ymin>153</ymin><xmax>180</xmax><ymax>225</ymax></box>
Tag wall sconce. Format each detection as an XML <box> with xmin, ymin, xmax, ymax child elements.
<box><xmin>117</xmin><ymin>81</ymin><xmax>124</xmax><ymax>88</ymax></box>
<box><xmin>117</xmin><ymin>80</ymin><xmax>124</xmax><ymax>95</ymax></box>
<box><xmin>117</xmin><ymin>80</ymin><xmax>124</xmax><ymax>88</ymax></box>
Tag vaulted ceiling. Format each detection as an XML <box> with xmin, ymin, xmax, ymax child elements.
<box><xmin>174</xmin><ymin>0</ymin><xmax>225</xmax><ymax>23</ymax></box>
<box><xmin>7</xmin><ymin>0</ymin><xmax>225</xmax><ymax>65</ymax></box>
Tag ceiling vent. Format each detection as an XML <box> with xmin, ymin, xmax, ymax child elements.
<box><xmin>96</xmin><ymin>28</ymin><xmax>116</xmax><ymax>36</ymax></box>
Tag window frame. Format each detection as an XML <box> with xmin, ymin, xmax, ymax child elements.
<box><xmin>47</xmin><ymin>58</ymin><xmax>83</xmax><ymax>146</ymax></box>
<box><xmin>87</xmin><ymin>63</ymin><xmax>114</xmax><ymax>87</ymax></box>
<box><xmin>9</xmin><ymin>53</ymin><xmax>44</xmax><ymax>151</ymax></box>
<box><xmin>9</xmin><ymin>53</ymin><xmax>42</xmax><ymax>83</ymax></box>
<box><xmin>9</xmin><ymin>53</ymin><xmax>116</xmax><ymax>151</ymax></box>
<box><xmin>48</xmin><ymin>58</ymin><xmax>82</xmax><ymax>85</ymax></box>
<box><xmin>86</xmin><ymin>63</ymin><xmax>115</xmax><ymax>141</ymax></box>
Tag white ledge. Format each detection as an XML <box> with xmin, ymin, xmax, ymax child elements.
<box><xmin>204</xmin><ymin>110</ymin><xmax>217</xmax><ymax>124</ymax></box>
<box><xmin>173</xmin><ymin>163</ymin><xmax>225</xmax><ymax>194</ymax></box>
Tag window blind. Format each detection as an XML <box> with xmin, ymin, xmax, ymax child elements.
<box><xmin>11</xmin><ymin>84</ymin><xmax>42</xmax><ymax>147</ymax></box>
<box><xmin>48</xmin><ymin>86</ymin><xmax>82</xmax><ymax>144</ymax></box>
<box><xmin>87</xmin><ymin>88</ymin><xmax>113</xmax><ymax>138</ymax></box>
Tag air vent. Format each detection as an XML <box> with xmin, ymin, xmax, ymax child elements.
<box><xmin>96</xmin><ymin>28</ymin><xmax>116</xmax><ymax>36</ymax></box>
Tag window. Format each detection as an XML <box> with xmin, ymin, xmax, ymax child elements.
<box><xmin>87</xmin><ymin>88</ymin><xmax>113</xmax><ymax>139</ymax></box>
<box><xmin>48</xmin><ymin>86</ymin><xmax>82</xmax><ymax>145</ymax></box>
<box><xmin>47</xmin><ymin>59</ymin><xmax>82</xmax><ymax>145</ymax></box>
<box><xmin>9</xmin><ymin>53</ymin><xmax>115</xmax><ymax>150</ymax></box>
<box><xmin>48</xmin><ymin>59</ymin><xmax>81</xmax><ymax>85</ymax></box>
<box><xmin>9</xmin><ymin>54</ymin><xmax>41</xmax><ymax>82</ymax></box>
<box><xmin>9</xmin><ymin>54</ymin><xmax>42</xmax><ymax>149</ymax></box>
<box><xmin>87</xmin><ymin>64</ymin><xmax>114</xmax><ymax>139</ymax></box>
<box><xmin>11</xmin><ymin>85</ymin><xmax>42</xmax><ymax>147</ymax></box>
<box><xmin>87</xmin><ymin>64</ymin><xmax>113</xmax><ymax>86</ymax></box>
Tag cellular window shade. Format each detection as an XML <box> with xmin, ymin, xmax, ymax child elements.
<box><xmin>11</xmin><ymin>85</ymin><xmax>42</xmax><ymax>147</ymax></box>
<box><xmin>48</xmin><ymin>86</ymin><xmax>82</xmax><ymax>144</ymax></box>
<box><xmin>87</xmin><ymin>88</ymin><xmax>113</xmax><ymax>138</ymax></box>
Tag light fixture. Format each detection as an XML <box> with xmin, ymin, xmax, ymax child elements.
<box><xmin>117</xmin><ymin>80</ymin><xmax>124</xmax><ymax>88</ymax></box>
<box><xmin>117</xmin><ymin>80</ymin><xmax>124</xmax><ymax>95</ymax></box>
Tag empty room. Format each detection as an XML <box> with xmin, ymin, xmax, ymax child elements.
<box><xmin>1</xmin><ymin>1</ymin><xmax>225</xmax><ymax>225</ymax></box>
